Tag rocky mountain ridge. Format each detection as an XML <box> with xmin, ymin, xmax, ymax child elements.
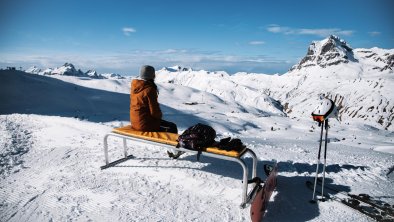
<box><xmin>156</xmin><ymin>36</ymin><xmax>394</xmax><ymax>130</ymax></box>
<box><xmin>262</xmin><ymin>36</ymin><xmax>393</xmax><ymax>130</ymax></box>
<box><xmin>25</xmin><ymin>63</ymin><xmax>125</xmax><ymax>79</ymax></box>
<box><xmin>290</xmin><ymin>35</ymin><xmax>393</xmax><ymax>72</ymax></box>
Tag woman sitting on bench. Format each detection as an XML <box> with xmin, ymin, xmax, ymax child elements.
<box><xmin>130</xmin><ymin>65</ymin><xmax>180</xmax><ymax>157</ymax></box>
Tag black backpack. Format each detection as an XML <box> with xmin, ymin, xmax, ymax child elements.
<box><xmin>216</xmin><ymin>137</ymin><xmax>246</xmax><ymax>152</ymax></box>
<box><xmin>177</xmin><ymin>123</ymin><xmax>216</xmax><ymax>160</ymax></box>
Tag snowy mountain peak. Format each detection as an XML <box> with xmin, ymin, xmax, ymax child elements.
<box><xmin>52</xmin><ymin>63</ymin><xmax>84</xmax><ymax>76</ymax></box>
<box><xmin>291</xmin><ymin>35</ymin><xmax>356</xmax><ymax>70</ymax></box>
<box><xmin>85</xmin><ymin>69</ymin><xmax>102</xmax><ymax>79</ymax></box>
<box><xmin>315</xmin><ymin>35</ymin><xmax>353</xmax><ymax>55</ymax></box>
<box><xmin>101</xmin><ymin>73</ymin><xmax>125</xmax><ymax>79</ymax></box>
<box><xmin>25</xmin><ymin>66</ymin><xmax>41</xmax><ymax>74</ymax></box>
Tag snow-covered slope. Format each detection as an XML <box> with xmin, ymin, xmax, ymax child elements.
<box><xmin>1</xmin><ymin>69</ymin><xmax>393</xmax><ymax>222</ymax></box>
<box><xmin>156</xmin><ymin>67</ymin><xmax>285</xmax><ymax>117</ymax></box>
<box><xmin>0</xmin><ymin>70</ymin><xmax>129</xmax><ymax>122</ymax></box>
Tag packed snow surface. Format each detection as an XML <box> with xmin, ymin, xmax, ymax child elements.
<box><xmin>1</xmin><ymin>69</ymin><xmax>393</xmax><ymax>222</ymax></box>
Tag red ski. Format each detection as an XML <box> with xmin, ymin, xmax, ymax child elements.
<box><xmin>250</xmin><ymin>163</ymin><xmax>278</xmax><ymax>222</ymax></box>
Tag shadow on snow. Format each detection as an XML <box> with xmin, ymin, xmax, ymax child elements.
<box><xmin>108</xmin><ymin>152</ymin><xmax>364</xmax><ymax>221</ymax></box>
<box><xmin>0</xmin><ymin>70</ymin><xmax>209</xmax><ymax>128</ymax></box>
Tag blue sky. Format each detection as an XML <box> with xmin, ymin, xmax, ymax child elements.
<box><xmin>0</xmin><ymin>0</ymin><xmax>393</xmax><ymax>75</ymax></box>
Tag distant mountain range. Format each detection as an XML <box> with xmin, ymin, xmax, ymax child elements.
<box><xmin>25</xmin><ymin>63</ymin><xmax>125</xmax><ymax>79</ymax></box>
<box><xmin>22</xmin><ymin>35</ymin><xmax>394</xmax><ymax>130</ymax></box>
<box><xmin>156</xmin><ymin>36</ymin><xmax>394</xmax><ymax>130</ymax></box>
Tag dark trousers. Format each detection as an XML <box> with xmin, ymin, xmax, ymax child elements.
<box><xmin>159</xmin><ymin>119</ymin><xmax>178</xmax><ymax>134</ymax></box>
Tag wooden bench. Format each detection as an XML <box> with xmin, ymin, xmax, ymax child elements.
<box><xmin>101</xmin><ymin>125</ymin><xmax>260</xmax><ymax>208</ymax></box>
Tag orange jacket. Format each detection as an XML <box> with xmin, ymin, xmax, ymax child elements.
<box><xmin>130</xmin><ymin>79</ymin><xmax>162</xmax><ymax>131</ymax></box>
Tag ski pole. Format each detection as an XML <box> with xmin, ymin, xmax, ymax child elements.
<box><xmin>311</xmin><ymin>121</ymin><xmax>324</xmax><ymax>202</ymax></box>
<box><xmin>321</xmin><ymin>119</ymin><xmax>329</xmax><ymax>200</ymax></box>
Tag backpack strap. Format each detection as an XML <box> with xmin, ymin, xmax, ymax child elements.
<box><xmin>196</xmin><ymin>150</ymin><xmax>202</xmax><ymax>161</ymax></box>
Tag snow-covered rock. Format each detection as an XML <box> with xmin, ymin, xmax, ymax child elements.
<box><xmin>290</xmin><ymin>35</ymin><xmax>356</xmax><ymax>70</ymax></box>
<box><xmin>85</xmin><ymin>69</ymin><xmax>103</xmax><ymax>79</ymax></box>
<box><xmin>41</xmin><ymin>68</ymin><xmax>53</xmax><ymax>75</ymax></box>
<box><xmin>25</xmin><ymin>66</ymin><xmax>41</xmax><ymax>74</ymax></box>
<box><xmin>355</xmin><ymin>47</ymin><xmax>394</xmax><ymax>71</ymax></box>
<box><xmin>160</xmin><ymin>65</ymin><xmax>193</xmax><ymax>72</ymax></box>
<box><xmin>51</xmin><ymin>63</ymin><xmax>85</xmax><ymax>76</ymax></box>
<box><xmin>101</xmin><ymin>73</ymin><xmax>125</xmax><ymax>79</ymax></box>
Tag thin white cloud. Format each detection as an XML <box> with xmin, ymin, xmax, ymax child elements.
<box><xmin>298</xmin><ymin>28</ymin><xmax>354</xmax><ymax>36</ymax></box>
<box><xmin>368</xmin><ymin>31</ymin><xmax>381</xmax><ymax>36</ymax></box>
<box><xmin>267</xmin><ymin>25</ymin><xmax>354</xmax><ymax>37</ymax></box>
<box><xmin>267</xmin><ymin>25</ymin><xmax>292</xmax><ymax>34</ymax></box>
<box><xmin>249</xmin><ymin>41</ymin><xmax>265</xmax><ymax>45</ymax></box>
<box><xmin>122</xmin><ymin>27</ymin><xmax>136</xmax><ymax>36</ymax></box>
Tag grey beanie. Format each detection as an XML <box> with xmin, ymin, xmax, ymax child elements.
<box><xmin>140</xmin><ymin>65</ymin><xmax>155</xmax><ymax>80</ymax></box>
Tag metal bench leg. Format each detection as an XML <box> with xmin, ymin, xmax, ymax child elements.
<box><xmin>101</xmin><ymin>133</ymin><xmax>134</xmax><ymax>170</ymax></box>
<box><xmin>247</xmin><ymin>149</ymin><xmax>258</xmax><ymax>178</ymax></box>
<box><xmin>235</xmin><ymin>158</ymin><xmax>248</xmax><ymax>207</ymax></box>
<box><xmin>238</xmin><ymin>149</ymin><xmax>258</xmax><ymax>208</ymax></box>
<box><xmin>123</xmin><ymin>138</ymin><xmax>128</xmax><ymax>158</ymax></box>
<box><xmin>104</xmin><ymin>134</ymin><xmax>110</xmax><ymax>165</ymax></box>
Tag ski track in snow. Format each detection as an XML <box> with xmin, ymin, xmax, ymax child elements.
<box><xmin>0</xmin><ymin>115</ymin><xmax>251</xmax><ymax>222</ymax></box>
<box><xmin>0</xmin><ymin>115</ymin><xmax>34</xmax><ymax>177</ymax></box>
<box><xmin>0</xmin><ymin>113</ymin><xmax>392</xmax><ymax>222</ymax></box>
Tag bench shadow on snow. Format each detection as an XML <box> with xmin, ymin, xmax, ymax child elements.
<box><xmin>110</xmin><ymin>154</ymin><xmax>268</xmax><ymax>181</ymax></box>
<box><xmin>263</xmin><ymin>175</ymin><xmax>350</xmax><ymax>222</ymax></box>
<box><xmin>263</xmin><ymin>161</ymin><xmax>367</xmax><ymax>221</ymax></box>
<box><xmin>279</xmin><ymin>161</ymin><xmax>369</xmax><ymax>175</ymax></box>
<box><xmin>107</xmin><ymin>151</ymin><xmax>361</xmax><ymax>221</ymax></box>
<box><xmin>111</xmin><ymin>155</ymin><xmax>338</xmax><ymax>221</ymax></box>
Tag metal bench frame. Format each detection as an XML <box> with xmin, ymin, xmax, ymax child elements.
<box><xmin>102</xmin><ymin>132</ymin><xmax>258</xmax><ymax>208</ymax></box>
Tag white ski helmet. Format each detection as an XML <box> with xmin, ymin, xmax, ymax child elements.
<box><xmin>311</xmin><ymin>96</ymin><xmax>338</xmax><ymax>122</ymax></box>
